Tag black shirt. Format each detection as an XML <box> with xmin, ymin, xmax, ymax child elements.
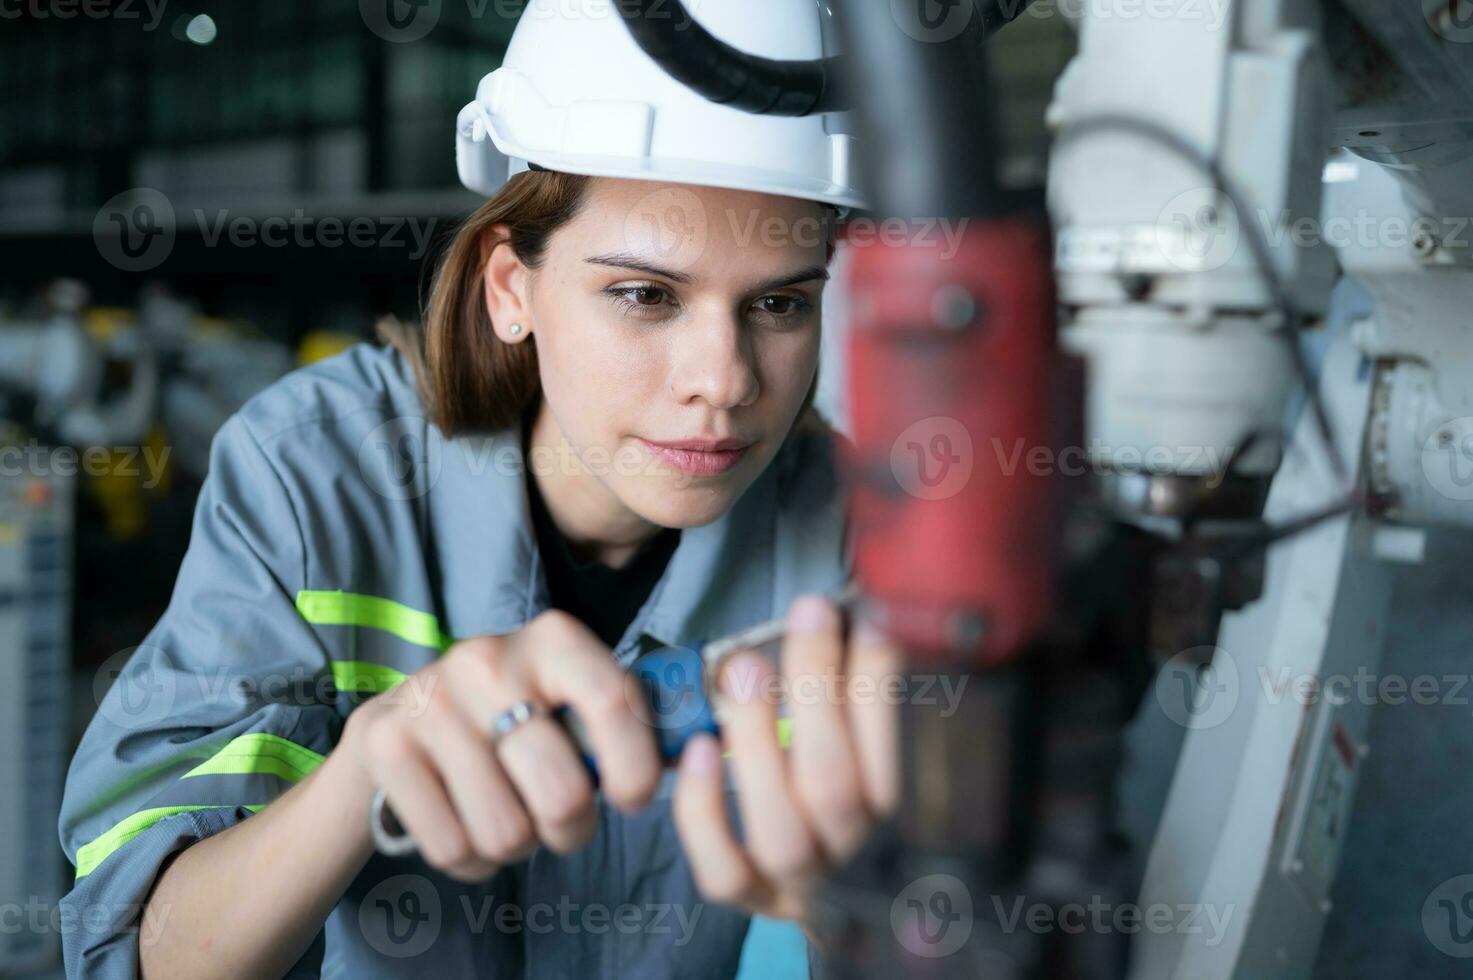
<box><xmin>522</xmin><ymin>411</ymin><xmax>681</xmax><ymax>649</ymax></box>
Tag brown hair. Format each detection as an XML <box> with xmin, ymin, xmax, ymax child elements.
<box><xmin>384</xmin><ymin>169</ymin><xmax>841</xmax><ymax>436</ymax></box>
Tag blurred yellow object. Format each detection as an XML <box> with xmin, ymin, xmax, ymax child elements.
<box><xmin>87</xmin><ymin>451</ymin><xmax>146</xmax><ymax>541</ymax></box>
<box><xmin>83</xmin><ymin>308</ymin><xmax>135</xmax><ymax>341</ymax></box>
<box><xmin>298</xmin><ymin>331</ymin><xmax>359</xmax><ymax>366</ymax></box>
<box><xmin>144</xmin><ymin>426</ymin><xmax>172</xmax><ymax>496</ymax></box>
<box><xmin>86</xmin><ymin>426</ymin><xmax>172</xmax><ymax>541</ymax></box>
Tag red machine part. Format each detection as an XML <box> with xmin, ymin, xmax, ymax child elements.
<box><xmin>843</xmin><ymin>215</ymin><xmax>1059</xmax><ymax>666</ymax></box>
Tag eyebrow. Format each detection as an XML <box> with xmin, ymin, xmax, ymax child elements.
<box><xmin>584</xmin><ymin>252</ymin><xmax>830</xmax><ymax>292</ymax></box>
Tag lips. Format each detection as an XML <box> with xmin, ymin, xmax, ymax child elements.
<box><xmin>639</xmin><ymin>438</ymin><xmax>753</xmax><ymax>477</ymax></box>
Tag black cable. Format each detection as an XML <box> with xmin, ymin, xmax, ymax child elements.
<box><xmin>610</xmin><ymin>0</ymin><xmax>845</xmax><ymax>116</ymax></box>
<box><xmin>1053</xmin><ymin>114</ymin><xmax>1349</xmax><ymax>486</ymax></box>
<box><xmin>1053</xmin><ymin>114</ymin><xmax>1361</xmax><ymax>549</ymax></box>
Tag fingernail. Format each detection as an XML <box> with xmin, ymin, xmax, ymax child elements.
<box><xmin>681</xmin><ymin>733</ymin><xmax>719</xmax><ymax>776</ymax></box>
<box><xmin>788</xmin><ymin>594</ymin><xmax>832</xmax><ymax>635</ymax></box>
<box><xmin>854</xmin><ymin>616</ymin><xmax>888</xmax><ymax>647</ymax></box>
<box><xmin>720</xmin><ymin>652</ymin><xmax>766</xmax><ymax>701</ymax></box>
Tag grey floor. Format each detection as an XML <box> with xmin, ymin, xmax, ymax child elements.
<box><xmin>1119</xmin><ymin>527</ymin><xmax>1473</xmax><ymax>979</ymax></box>
<box><xmin>1315</xmin><ymin>527</ymin><xmax>1473</xmax><ymax>978</ymax></box>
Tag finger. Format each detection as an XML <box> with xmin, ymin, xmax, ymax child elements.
<box><xmin>366</xmin><ymin>715</ymin><xmax>496</xmax><ymax>881</ymax></box>
<box><xmin>414</xmin><ymin>691</ymin><xmax>536</xmax><ymax>865</ymax></box>
<box><xmin>672</xmin><ymin>733</ymin><xmax>772</xmax><ymax>909</ymax></box>
<box><xmin>784</xmin><ymin>594</ymin><xmax>871</xmax><ymax>862</ymax></box>
<box><xmin>847</xmin><ymin>614</ymin><xmax>903</xmax><ymax>816</ymax></box>
<box><xmin>718</xmin><ymin>652</ymin><xmax>823</xmax><ymax>886</ymax></box>
<box><xmin>441</xmin><ymin>643</ymin><xmax>598</xmax><ymax>855</ymax></box>
<box><xmin>516</xmin><ymin>614</ymin><xmax>663</xmax><ymax>811</ymax></box>
<box><xmin>494</xmin><ymin>713</ymin><xmax>599</xmax><ymax>855</ymax></box>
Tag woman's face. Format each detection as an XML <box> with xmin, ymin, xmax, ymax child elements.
<box><xmin>493</xmin><ymin>177</ymin><xmax>833</xmax><ymax>530</ymax></box>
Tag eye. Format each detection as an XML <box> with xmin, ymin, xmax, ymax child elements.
<box><xmin>751</xmin><ymin>294</ymin><xmax>813</xmax><ymax>321</ymax></box>
<box><xmin>606</xmin><ymin>283</ymin><xmax>677</xmax><ymax>317</ymax></box>
<box><xmin>625</xmin><ymin>286</ymin><xmax>669</xmax><ymax>307</ymax></box>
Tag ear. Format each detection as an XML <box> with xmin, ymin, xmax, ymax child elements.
<box><xmin>482</xmin><ymin>224</ymin><xmax>534</xmax><ymax>342</ymax></box>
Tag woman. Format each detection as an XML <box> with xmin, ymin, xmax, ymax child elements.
<box><xmin>58</xmin><ymin>2</ymin><xmax>899</xmax><ymax>977</ymax></box>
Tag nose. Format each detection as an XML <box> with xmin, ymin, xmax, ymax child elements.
<box><xmin>668</xmin><ymin>310</ymin><xmax>760</xmax><ymax>411</ymax></box>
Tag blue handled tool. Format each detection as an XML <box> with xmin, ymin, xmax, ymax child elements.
<box><xmin>560</xmin><ymin>581</ymin><xmax>863</xmax><ymax>782</ymax></box>
<box><xmin>370</xmin><ymin>583</ymin><xmax>861</xmax><ymax>855</ymax></box>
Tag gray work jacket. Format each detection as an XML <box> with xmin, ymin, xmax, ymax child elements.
<box><xmin>56</xmin><ymin>343</ymin><xmax>851</xmax><ymax>978</ymax></box>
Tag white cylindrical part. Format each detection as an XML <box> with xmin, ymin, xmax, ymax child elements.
<box><xmin>1371</xmin><ymin>361</ymin><xmax>1473</xmax><ymax>529</ymax></box>
<box><xmin>1064</xmin><ymin>309</ymin><xmax>1298</xmax><ymax>478</ymax></box>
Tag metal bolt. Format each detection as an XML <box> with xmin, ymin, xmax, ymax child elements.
<box><xmin>930</xmin><ymin>285</ymin><xmax>977</xmax><ymax>331</ymax></box>
<box><xmin>949</xmin><ymin>612</ymin><xmax>987</xmax><ymax>652</ymax></box>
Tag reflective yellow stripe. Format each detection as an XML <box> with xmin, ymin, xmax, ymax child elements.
<box><xmin>331</xmin><ymin>660</ymin><xmax>408</xmax><ymax>695</ymax></box>
<box><xmin>181</xmin><ymin>733</ymin><xmax>325</xmax><ymax>782</ymax></box>
<box><xmin>721</xmin><ymin>717</ymin><xmax>793</xmax><ymax>759</ymax></box>
<box><xmin>75</xmin><ymin>734</ymin><xmax>325</xmax><ymax>879</ymax></box>
<box><xmin>74</xmin><ymin>804</ymin><xmax>265</xmax><ymax>879</ymax></box>
<box><xmin>295</xmin><ymin>590</ymin><xmax>452</xmax><ymax>651</ymax></box>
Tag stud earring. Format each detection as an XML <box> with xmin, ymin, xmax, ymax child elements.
<box><xmin>509</xmin><ymin>323</ymin><xmax>523</xmax><ymax>336</ymax></box>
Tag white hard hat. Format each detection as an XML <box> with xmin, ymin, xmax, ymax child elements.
<box><xmin>455</xmin><ymin>0</ymin><xmax>868</xmax><ymax>214</ymax></box>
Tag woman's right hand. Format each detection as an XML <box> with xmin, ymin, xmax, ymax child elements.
<box><xmin>341</xmin><ymin>608</ymin><xmax>663</xmax><ymax>881</ymax></box>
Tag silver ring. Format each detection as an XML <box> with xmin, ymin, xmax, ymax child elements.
<box><xmin>369</xmin><ymin>788</ymin><xmax>417</xmax><ymax>856</ymax></box>
<box><xmin>490</xmin><ymin>699</ymin><xmax>542</xmax><ymax>745</ymax></box>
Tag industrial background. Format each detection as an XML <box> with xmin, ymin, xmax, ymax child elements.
<box><xmin>1</xmin><ymin>2</ymin><xmax>1469</xmax><ymax>978</ymax></box>
<box><xmin>0</xmin><ymin>3</ymin><xmax>1069</xmax><ymax>975</ymax></box>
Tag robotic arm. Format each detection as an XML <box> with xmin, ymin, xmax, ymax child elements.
<box><xmin>618</xmin><ymin>0</ymin><xmax>1473</xmax><ymax>976</ymax></box>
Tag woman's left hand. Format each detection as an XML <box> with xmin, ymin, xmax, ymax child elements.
<box><xmin>672</xmin><ymin>593</ymin><xmax>902</xmax><ymax>928</ymax></box>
